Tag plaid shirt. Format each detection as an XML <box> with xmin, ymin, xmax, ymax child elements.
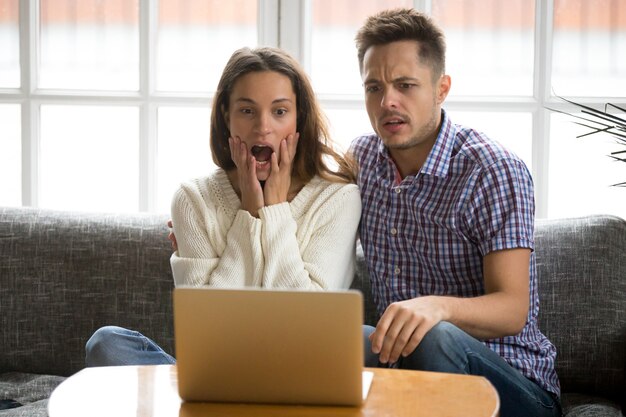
<box><xmin>351</xmin><ymin>110</ymin><xmax>560</xmax><ymax>396</ymax></box>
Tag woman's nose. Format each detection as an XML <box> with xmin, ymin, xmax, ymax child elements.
<box><xmin>255</xmin><ymin>112</ymin><xmax>272</xmax><ymax>135</ymax></box>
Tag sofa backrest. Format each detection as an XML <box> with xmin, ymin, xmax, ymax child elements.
<box><xmin>534</xmin><ymin>215</ymin><xmax>625</xmax><ymax>402</ymax></box>
<box><xmin>1</xmin><ymin>207</ymin><xmax>624</xmax><ymax>404</ymax></box>
<box><xmin>0</xmin><ymin>207</ymin><xmax>175</xmax><ymax>376</ymax></box>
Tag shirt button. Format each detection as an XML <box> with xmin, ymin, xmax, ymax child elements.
<box><xmin>395</xmin><ymin>188</ymin><xmax>402</xmax><ymax>194</ymax></box>
<box><xmin>390</xmin><ymin>227</ymin><xmax>397</xmax><ymax>235</ymax></box>
<box><xmin>394</xmin><ymin>267</ymin><xmax>401</xmax><ymax>275</ymax></box>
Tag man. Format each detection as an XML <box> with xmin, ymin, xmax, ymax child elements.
<box><xmin>350</xmin><ymin>8</ymin><xmax>561</xmax><ymax>417</ymax></box>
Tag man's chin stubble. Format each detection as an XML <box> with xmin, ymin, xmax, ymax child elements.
<box><xmin>385</xmin><ymin>136</ymin><xmax>423</xmax><ymax>150</ymax></box>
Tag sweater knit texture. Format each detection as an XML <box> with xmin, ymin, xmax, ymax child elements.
<box><xmin>170</xmin><ymin>169</ymin><xmax>361</xmax><ymax>290</ymax></box>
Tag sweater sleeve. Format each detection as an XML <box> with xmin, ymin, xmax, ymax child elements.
<box><xmin>259</xmin><ymin>183</ymin><xmax>361</xmax><ymax>290</ymax></box>
<box><xmin>169</xmin><ymin>181</ymin><xmax>264</xmax><ymax>288</ymax></box>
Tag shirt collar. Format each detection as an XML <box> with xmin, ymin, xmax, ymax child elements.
<box><xmin>420</xmin><ymin>109</ymin><xmax>455</xmax><ymax>178</ymax></box>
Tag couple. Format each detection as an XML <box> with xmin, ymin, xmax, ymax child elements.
<box><xmin>85</xmin><ymin>8</ymin><xmax>561</xmax><ymax>417</ymax></box>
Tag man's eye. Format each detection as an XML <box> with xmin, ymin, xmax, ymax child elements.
<box><xmin>398</xmin><ymin>83</ymin><xmax>413</xmax><ymax>89</ymax></box>
<box><xmin>365</xmin><ymin>85</ymin><xmax>379</xmax><ymax>93</ymax></box>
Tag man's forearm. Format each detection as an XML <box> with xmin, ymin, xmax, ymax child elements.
<box><xmin>437</xmin><ymin>291</ymin><xmax>529</xmax><ymax>340</ymax></box>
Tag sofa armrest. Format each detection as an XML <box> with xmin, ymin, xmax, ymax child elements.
<box><xmin>535</xmin><ymin>214</ymin><xmax>626</xmax><ymax>403</ymax></box>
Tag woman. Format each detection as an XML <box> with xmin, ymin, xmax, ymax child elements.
<box><xmin>85</xmin><ymin>47</ymin><xmax>361</xmax><ymax>366</ymax></box>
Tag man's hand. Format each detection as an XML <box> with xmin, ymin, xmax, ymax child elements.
<box><xmin>370</xmin><ymin>296</ymin><xmax>445</xmax><ymax>364</ymax></box>
<box><xmin>264</xmin><ymin>133</ymin><xmax>299</xmax><ymax>206</ymax></box>
<box><xmin>167</xmin><ymin>219</ymin><xmax>177</xmax><ymax>252</ymax></box>
<box><xmin>370</xmin><ymin>249</ymin><xmax>532</xmax><ymax>364</ymax></box>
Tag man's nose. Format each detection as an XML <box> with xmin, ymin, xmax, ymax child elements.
<box><xmin>381</xmin><ymin>88</ymin><xmax>399</xmax><ymax>109</ymax></box>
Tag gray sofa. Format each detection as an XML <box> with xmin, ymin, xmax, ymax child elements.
<box><xmin>1</xmin><ymin>206</ymin><xmax>624</xmax><ymax>416</ymax></box>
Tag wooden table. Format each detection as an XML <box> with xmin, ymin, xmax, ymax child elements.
<box><xmin>48</xmin><ymin>365</ymin><xmax>499</xmax><ymax>417</ymax></box>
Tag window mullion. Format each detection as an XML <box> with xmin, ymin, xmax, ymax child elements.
<box><xmin>279</xmin><ymin>0</ymin><xmax>309</xmax><ymax>70</ymax></box>
<box><xmin>21</xmin><ymin>100</ymin><xmax>39</xmax><ymax>208</ymax></box>
<box><xmin>139</xmin><ymin>0</ymin><xmax>157</xmax><ymax>212</ymax></box>
<box><xmin>258</xmin><ymin>0</ymin><xmax>279</xmax><ymax>46</ymax></box>
<box><xmin>532</xmin><ymin>0</ymin><xmax>554</xmax><ymax>218</ymax></box>
<box><xmin>20</xmin><ymin>0</ymin><xmax>39</xmax><ymax>207</ymax></box>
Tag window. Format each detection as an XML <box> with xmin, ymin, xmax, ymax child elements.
<box><xmin>0</xmin><ymin>1</ymin><xmax>20</xmax><ymax>209</ymax></box>
<box><xmin>548</xmin><ymin>113</ymin><xmax>626</xmax><ymax>218</ymax></box>
<box><xmin>2</xmin><ymin>0</ymin><xmax>625</xmax><ymax>219</ymax></box>
<box><xmin>0</xmin><ymin>1</ymin><xmax>19</xmax><ymax>87</ymax></box>
<box><xmin>0</xmin><ymin>104</ymin><xmax>21</xmax><ymax>206</ymax></box>
<box><xmin>301</xmin><ymin>0</ymin><xmax>625</xmax><ymax>219</ymax></box>
<box><xmin>3</xmin><ymin>0</ymin><xmax>263</xmax><ymax>213</ymax></box>
<box><xmin>433</xmin><ymin>0</ymin><xmax>536</xmax><ymax>97</ymax></box>
<box><xmin>156</xmin><ymin>106</ymin><xmax>213</xmax><ymax>211</ymax></box>
<box><xmin>156</xmin><ymin>0</ymin><xmax>257</xmax><ymax>92</ymax></box>
<box><xmin>552</xmin><ymin>0</ymin><xmax>626</xmax><ymax>96</ymax></box>
<box><xmin>547</xmin><ymin>0</ymin><xmax>626</xmax><ymax>217</ymax></box>
<box><xmin>309</xmin><ymin>0</ymin><xmax>414</xmax><ymax>96</ymax></box>
<box><xmin>39</xmin><ymin>0</ymin><xmax>140</xmax><ymax>90</ymax></box>
<box><xmin>39</xmin><ymin>105</ymin><xmax>139</xmax><ymax>212</ymax></box>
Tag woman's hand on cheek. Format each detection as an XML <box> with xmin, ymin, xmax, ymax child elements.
<box><xmin>229</xmin><ymin>136</ymin><xmax>264</xmax><ymax>217</ymax></box>
<box><xmin>264</xmin><ymin>133</ymin><xmax>299</xmax><ymax>206</ymax></box>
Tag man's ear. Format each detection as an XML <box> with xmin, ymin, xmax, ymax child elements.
<box><xmin>436</xmin><ymin>74</ymin><xmax>451</xmax><ymax>104</ymax></box>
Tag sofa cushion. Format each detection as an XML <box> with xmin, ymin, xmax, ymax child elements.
<box><xmin>535</xmin><ymin>215</ymin><xmax>626</xmax><ymax>406</ymax></box>
<box><xmin>0</xmin><ymin>372</ymin><xmax>65</xmax><ymax>417</ymax></box>
<box><xmin>351</xmin><ymin>243</ymin><xmax>378</xmax><ymax>326</ymax></box>
<box><xmin>561</xmin><ymin>393</ymin><xmax>624</xmax><ymax>417</ymax></box>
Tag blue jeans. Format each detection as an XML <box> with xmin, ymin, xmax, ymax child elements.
<box><xmin>363</xmin><ymin>322</ymin><xmax>562</xmax><ymax>417</ymax></box>
<box><xmin>85</xmin><ymin>326</ymin><xmax>175</xmax><ymax>367</ymax></box>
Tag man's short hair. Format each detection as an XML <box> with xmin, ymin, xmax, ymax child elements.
<box><xmin>355</xmin><ymin>8</ymin><xmax>446</xmax><ymax>80</ymax></box>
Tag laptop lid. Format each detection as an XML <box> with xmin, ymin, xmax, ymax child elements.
<box><xmin>173</xmin><ymin>287</ymin><xmax>366</xmax><ymax>406</ymax></box>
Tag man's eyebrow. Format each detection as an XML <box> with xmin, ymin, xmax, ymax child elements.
<box><xmin>363</xmin><ymin>78</ymin><xmax>380</xmax><ymax>85</ymax></box>
<box><xmin>363</xmin><ymin>76</ymin><xmax>420</xmax><ymax>85</ymax></box>
<box><xmin>393</xmin><ymin>76</ymin><xmax>419</xmax><ymax>83</ymax></box>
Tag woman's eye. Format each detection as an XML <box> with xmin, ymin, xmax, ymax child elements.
<box><xmin>275</xmin><ymin>108</ymin><xmax>287</xmax><ymax>116</ymax></box>
<box><xmin>240</xmin><ymin>108</ymin><xmax>253</xmax><ymax>115</ymax></box>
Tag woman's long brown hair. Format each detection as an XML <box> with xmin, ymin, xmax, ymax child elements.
<box><xmin>210</xmin><ymin>47</ymin><xmax>356</xmax><ymax>184</ymax></box>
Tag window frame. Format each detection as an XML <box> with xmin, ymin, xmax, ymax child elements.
<box><xmin>3</xmin><ymin>0</ymin><xmax>625</xmax><ymax>216</ymax></box>
<box><xmin>10</xmin><ymin>0</ymin><xmax>279</xmax><ymax>211</ymax></box>
<box><xmin>280</xmin><ymin>0</ymin><xmax>552</xmax><ymax>217</ymax></box>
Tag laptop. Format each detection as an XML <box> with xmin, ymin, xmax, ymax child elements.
<box><xmin>173</xmin><ymin>287</ymin><xmax>372</xmax><ymax>406</ymax></box>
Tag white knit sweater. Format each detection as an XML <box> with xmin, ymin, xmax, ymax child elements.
<box><xmin>170</xmin><ymin>169</ymin><xmax>361</xmax><ymax>290</ymax></box>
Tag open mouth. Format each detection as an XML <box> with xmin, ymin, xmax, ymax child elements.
<box><xmin>384</xmin><ymin>118</ymin><xmax>405</xmax><ymax>126</ymax></box>
<box><xmin>381</xmin><ymin>116</ymin><xmax>407</xmax><ymax>134</ymax></box>
<box><xmin>251</xmin><ymin>145</ymin><xmax>274</xmax><ymax>163</ymax></box>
